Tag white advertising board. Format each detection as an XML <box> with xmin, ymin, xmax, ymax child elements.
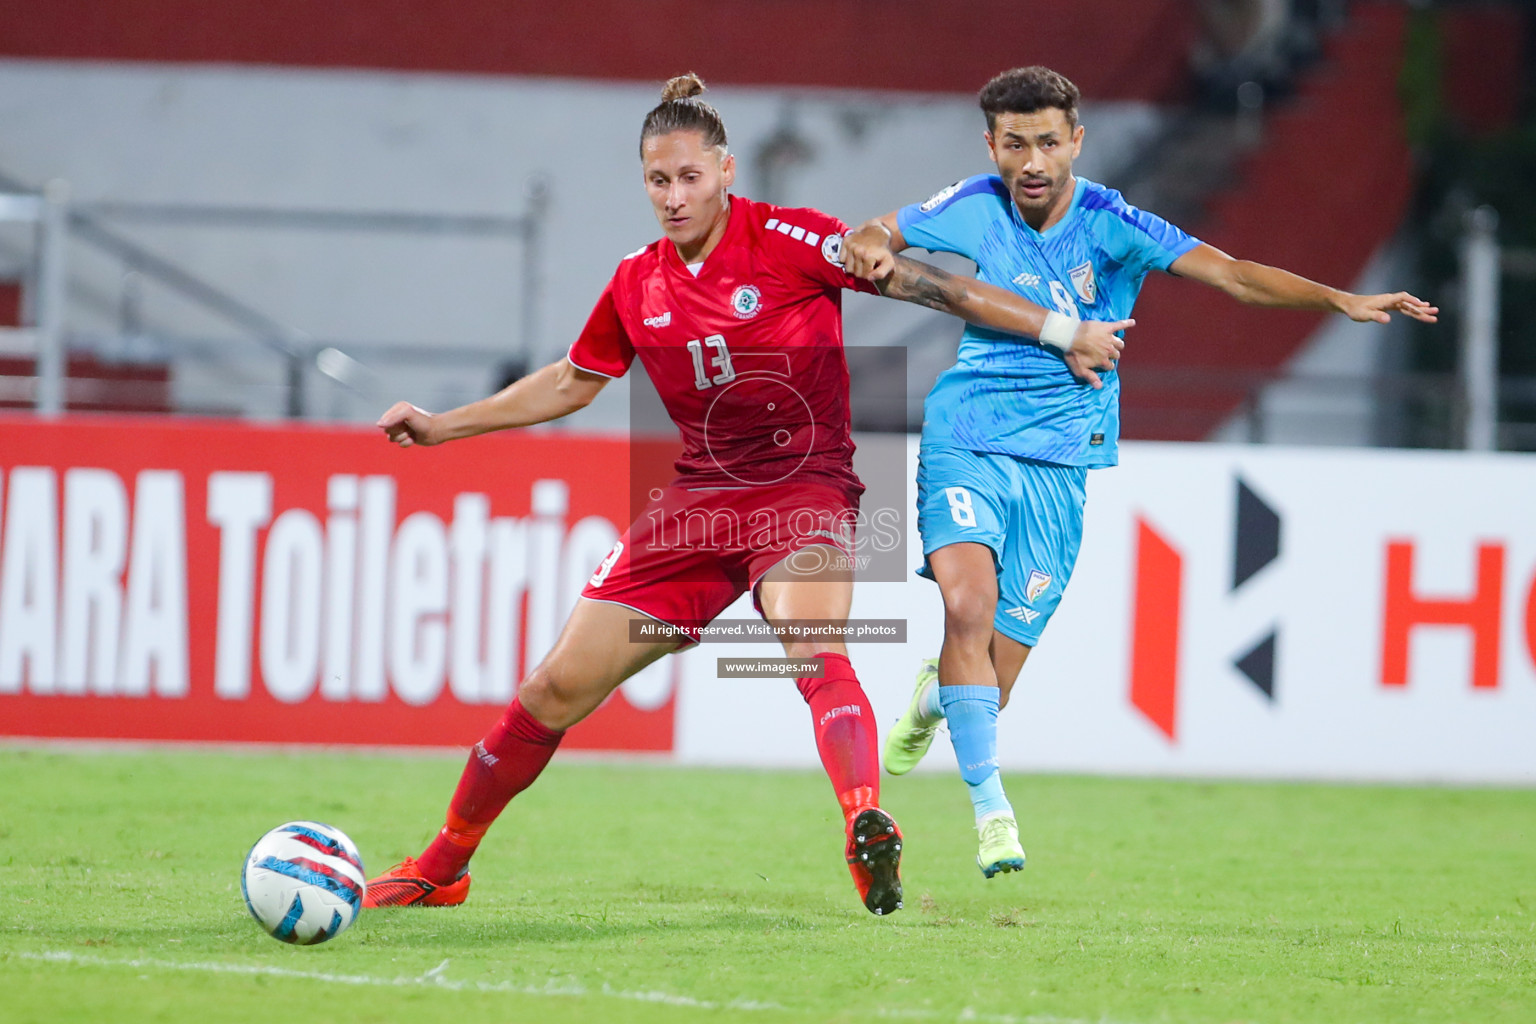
<box><xmin>6</xmin><ymin>421</ymin><xmax>1531</xmax><ymax>782</ymax></box>
<box><xmin>674</xmin><ymin>439</ymin><xmax>1536</xmax><ymax>783</ymax></box>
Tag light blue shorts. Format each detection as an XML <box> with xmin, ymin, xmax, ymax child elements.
<box><xmin>916</xmin><ymin>445</ymin><xmax>1087</xmax><ymax>646</ymax></box>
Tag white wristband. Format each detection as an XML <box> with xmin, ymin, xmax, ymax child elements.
<box><xmin>1039</xmin><ymin>311</ymin><xmax>1079</xmax><ymax>352</ymax></box>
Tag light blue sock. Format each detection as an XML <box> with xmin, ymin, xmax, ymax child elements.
<box><xmin>938</xmin><ymin>685</ymin><xmax>1013</xmax><ymax>822</ymax></box>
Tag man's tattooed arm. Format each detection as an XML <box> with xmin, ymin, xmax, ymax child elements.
<box><xmin>875</xmin><ymin>255</ymin><xmax>973</xmax><ymax>311</ymax></box>
<box><xmin>864</xmin><ymin>254</ymin><xmax>1133</xmax><ymax>390</ymax></box>
<box><xmin>876</xmin><ymin>255</ymin><xmax>1059</xmax><ymax>341</ymax></box>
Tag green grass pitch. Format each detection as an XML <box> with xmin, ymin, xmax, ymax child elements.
<box><xmin>1</xmin><ymin>747</ymin><xmax>1533</xmax><ymax>1024</ymax></box>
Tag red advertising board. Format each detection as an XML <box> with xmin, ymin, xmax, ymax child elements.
<box><xmin>0</xmin><ymin>415</ymin><xmax>675</xmax><ymax>751</ymax></box>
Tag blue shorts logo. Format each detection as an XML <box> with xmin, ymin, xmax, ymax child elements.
<box><xmin>1026</xmin><ymin>569</ymin><xmax>1052</xmax><ymax>603</ymax></box>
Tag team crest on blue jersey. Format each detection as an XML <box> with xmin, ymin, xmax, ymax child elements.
<box><xmin>1069</xmin><ymin>262</ymin><xmax>1097</xmax><ymax>304</ymax></box>
<box><xmin>1025</xmin><ymin>569</ymin><xmax>1052</xmax><ymax>603</ymax></box>
<box><xmin>920</xmin><ymin>180</ymin><xmax>964</xmax><ymax>212</ymax></box>
<box><xmin>731</xmin><ymin>284</ymin><xmax>763</xmax><ymax>319</ymax></box>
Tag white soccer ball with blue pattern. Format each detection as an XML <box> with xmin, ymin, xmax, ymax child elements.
<box><xmin>241</xmin><ymin>821</ymin><xmax>366</xmax><ymax>945</ymax></box>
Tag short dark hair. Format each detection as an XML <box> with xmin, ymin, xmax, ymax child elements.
<box><xmin>979</xmin><ymin>66</ymin><xmax>1080</xmax><ymax>131</ymax></box>
<box><xmin>639</xmin><ymin>73</ymin><xmax>729</xmax><ymax>157</ymax></box>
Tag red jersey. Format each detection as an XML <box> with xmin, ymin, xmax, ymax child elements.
<box><xmin>568</xmin><ymin>195</ymin><xmax>877</xmax><ymax>495</ymax></box>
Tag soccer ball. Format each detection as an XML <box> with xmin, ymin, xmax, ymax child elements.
<box><xmin>241</xmin><ymin>821</ymin><xmax>367</xmax><ymax>945</ymax></box>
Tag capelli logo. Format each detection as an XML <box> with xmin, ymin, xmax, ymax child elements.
<box><xmin>643</xmin><ymin>311</ymin><xmax>672</xmax><ymax>329</ymax></box>
<box><xmin>818</xmin><ymin>704</ymin><xmax>862</xmax><ymax>726</ymax></box>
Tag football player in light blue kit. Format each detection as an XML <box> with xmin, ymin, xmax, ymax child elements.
<box><xmin>843</xmin><ymin>66</ymin><xmax>1438</xmax><ymax>877</ymax></box>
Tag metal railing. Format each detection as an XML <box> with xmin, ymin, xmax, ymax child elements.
<box><xmin>0</xmin><ymin>168</ymin><xmax>548</xmax><ymax>419</ymax></box>
<box><xmin>0</xmin><ymin>183</ymin><xmax>69</xmax><ymax>413</ymax></box>
<box><xmin>0</xmin><ymin>170</ymin><xmax>1529</xmax><ymax>452</ymax></box>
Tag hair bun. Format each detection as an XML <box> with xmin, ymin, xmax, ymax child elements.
<box><xmin>661</xmin><ymin>73</ymin><xmax>706</xmax><ymax>102</ymax></box>
<box><xmin>640</xmin><ymin>73</ymin><xmax>728</xmax><ymax>155</ymax></box>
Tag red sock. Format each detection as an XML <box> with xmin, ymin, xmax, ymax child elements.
<box><xmin>796</xmin><ymin>653</ymin><xmax>880</xmax><ymax>819</ymax></box>
<box><xmin>416</xmin><ymin>698</ymin><xmax>563</xmax><ymax>885</ymax></box>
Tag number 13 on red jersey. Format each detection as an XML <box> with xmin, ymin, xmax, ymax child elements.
<box><xmin>686</xmin><ymin>335</ymin><xmax>736</xmax><ymax>390</ymax></box>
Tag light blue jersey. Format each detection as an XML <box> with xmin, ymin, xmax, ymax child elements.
<box><xmin>898</xmin><ymin>174</ymin><xmax>1200</xmax><ymax>468</ymax></box>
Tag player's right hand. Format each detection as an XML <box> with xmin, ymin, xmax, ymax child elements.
<box><xmin>841</xmin><ymin>224</ymin><xmax>898</xmax><ymax>282</ymax></box>
<box><xmin>1064</xmin><ymin>318</ymin><xmax>1134</xmax><ymax>390</ymax></box>
<box><xmin>377</xmin><ymin>401</ymin><xmax>440</xmax><ymax>447</ymax></box>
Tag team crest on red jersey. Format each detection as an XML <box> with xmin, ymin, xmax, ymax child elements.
<box><xmin>731</xmin><ymin>284</ymin><xmax>763</xmax><ymax>319</ymax></box>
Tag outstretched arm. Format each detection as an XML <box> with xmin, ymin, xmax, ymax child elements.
<box><xmin>874</xmin><ymin>255</ymin><xmax>1133</xmax><ymax>390</ymax></box>
<box><xmin>1169</xmin><ymin>243</ymin><xmax>1439</xmax><ymax>323</ymax></box>
<box><xmin>378</xmin><ymin>357</ymin><xmax>609</xmax><ymax>447</ymax></box>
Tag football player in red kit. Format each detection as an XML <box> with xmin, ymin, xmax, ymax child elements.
<box><xmin>364</xmin><ymin>74</ymin><xmax>1131</xmax><ymax>915</ymax></box>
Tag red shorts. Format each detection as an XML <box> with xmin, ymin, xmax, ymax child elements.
<box><xmin>580</xmin><ymin>481</ymin><xmax>859</xmax><ymax>642</ymax></box>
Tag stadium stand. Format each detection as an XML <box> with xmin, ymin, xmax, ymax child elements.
<box><xmin>0</xmin><ymin>355</ymin><xmax>171</xmax><ymax>413</ymax></box>
<box><xmin>0</xmin><ymin>0</ymin><xmax>1200</xmax><ymax>101</ymax></box>
<box><xmin>1125</xmin><ymin>2</ymin><xmax>1413</xmax><ymax>439</ymax></box>
<box><xmin>0</xmin><ymin>1</ymin><xmax>1455</xmax><ymax>438</ymax></box>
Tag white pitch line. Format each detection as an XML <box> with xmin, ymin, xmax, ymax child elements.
<box><xmin>14</xmin><ymin>951</ymin><xmax>779</xmax><ymax>1012</ymax></box>
<box><xmin>16</xmin><ymin>950</ymin><xmax>1129</xmax><ymax>1024</ymax></box>
<box><xmin>873</xmin><ymin>1010</ymin><xmax>1121</xmax><ymax>1024</ymax></box>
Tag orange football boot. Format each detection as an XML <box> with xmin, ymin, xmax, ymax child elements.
<box><xmin>845</xmin><ymin>804</ymin><xmax>904</xmax><ymax>915</ymax></box>
<box><xmin>362</xmin><ymin>857</ymin><xmax>471</xmax><ymax>908</ymax></box>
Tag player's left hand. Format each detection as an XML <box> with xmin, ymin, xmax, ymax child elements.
<box><xmin>1340</xmin><ymin>291</ymin><xmax>1439</xmax><ymax>324</ymax></box>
